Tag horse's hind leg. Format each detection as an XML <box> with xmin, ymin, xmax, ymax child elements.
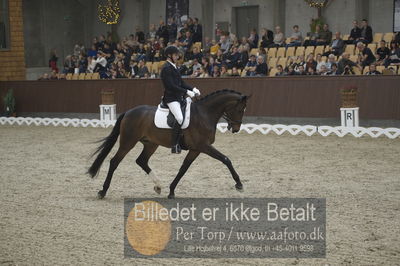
<box><xmin>98</xmin><ymin>146</ymin><xmax>133</xmax><ymax>199</ymax></box>
<box><xmin>135</xmin><ymin>143</ymin><xmax>161</xmax><ymax>194</ymax></box>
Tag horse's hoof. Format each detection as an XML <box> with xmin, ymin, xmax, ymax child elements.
<box><xmin>154</xmin><ymin>186</ymin><xmax>161</xmax><ymax>194</ymax></box>
<box><xmin>97</xmin><ymin>190</ymin><xmax>106</xmax><ymax>199</ymax></box>
<box><xmin>235</xmin><ymin>184</ymin><xmax>244</xmax><ymax>192</ymax></box>
<box><xmin>167</xmin><ymin>194</ymin><xmax>175</xmax><ymax>199</ymax></box>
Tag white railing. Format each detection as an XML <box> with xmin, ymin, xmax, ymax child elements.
<box><xmin>1</xmin><ymin>117</ymin><xmax>399</xmax><ymax>139</ymax></box>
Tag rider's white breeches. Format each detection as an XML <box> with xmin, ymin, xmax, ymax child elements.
<box><xmin>167</xmin><ymin>101</ymin><xmax>184</xmax><ymax>125</ymax></box>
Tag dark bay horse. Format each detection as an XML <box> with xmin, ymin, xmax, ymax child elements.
<box><xmin>88</xmin><ymin>89</ymin><xmax>250</xmax><ymax>199</ymax></box>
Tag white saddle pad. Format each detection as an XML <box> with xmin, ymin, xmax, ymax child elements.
<box><xmin>154</xmin><ymin>97</ymin><xmax>192</xmax><ymax>129</ymax></box>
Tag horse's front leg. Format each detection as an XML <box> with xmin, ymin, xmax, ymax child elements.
<box><xmin>202</xmin><ymin>145</ymin><xmax>243</xmax><ymax>191</ymax></box>
<box><xmin>168</xmin><ymin>150</ymin><xmax>200</xmax><ymax>199</ymax></box>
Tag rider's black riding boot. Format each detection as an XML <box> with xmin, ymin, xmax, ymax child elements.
<box><xmin>171</xmin><ymin>121</ymin><xmax>182</xmax><ymax>154</ymax></box>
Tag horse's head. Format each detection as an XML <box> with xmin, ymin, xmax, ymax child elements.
<box><xmin>224</xmin><ymin>95</ymin><xmax>251</xmax><ymax>133</ymax></box>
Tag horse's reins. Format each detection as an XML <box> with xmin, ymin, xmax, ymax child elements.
<box><xmin>223</xmin><ymin>103</ymin><xmax>243</xmax><ymax>130</ymax></box>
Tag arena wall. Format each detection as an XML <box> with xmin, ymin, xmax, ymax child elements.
<box><xmin>1</xmin><ymin>76</ymin><xmax>399</xmax><ymax>120</ymax></box>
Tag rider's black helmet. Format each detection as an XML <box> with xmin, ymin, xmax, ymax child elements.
<box><xmin>165</xmin><ymin>46</ymin><xmax>180</xmax><ymax>58</ymax></box>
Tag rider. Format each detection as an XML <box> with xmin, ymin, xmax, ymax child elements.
<box><xmin>160</xmin><ymin>45</ymin><xmax>201</xmax><ymax>154</ymax></box>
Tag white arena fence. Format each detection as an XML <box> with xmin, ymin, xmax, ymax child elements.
<box><xmin>0</xmin><ymin>117</ymin><xmax>399</xmax><ymax>139</ymax></box>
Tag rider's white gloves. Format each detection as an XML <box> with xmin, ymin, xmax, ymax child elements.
<box><xmin>193</xmin><ymin>87</ymin><xmax>201</xmax><ymax>96</ymax></box>
<box><xmin>187</xmin><ymin>90</ymin><xmax>195</xmax><ymax>98</ymax></box>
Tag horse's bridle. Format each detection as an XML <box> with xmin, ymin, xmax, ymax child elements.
<box><xmin>223</xmin><ymin>103</ymin><xmax>244</xmax><ymax>130</ymax></box>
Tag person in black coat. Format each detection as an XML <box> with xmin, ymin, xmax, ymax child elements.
<box><xmin>357</xmin><ymin>19</ymin><xmax>373</xmax><ymax>44</ymax></box>
<box><xmin>260</xmin><ymin>28</ymin><xmax>274</xmax><ymax>48</ymax></box>
<box><xmin>160</xmin><ymin>46</ymin><xmax>201</xmax><ymax>153</ymax></box>
<box><xmin>346</xmin><ymin>20</ymin><xmax>361</xmax><ymax>44</ymax></box>
<box><xmin>192</xmin><ymin>18</ymin><xmax>203</xmax><ymax>43</ymax></box>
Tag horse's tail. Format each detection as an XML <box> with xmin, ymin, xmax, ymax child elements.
<box><xmin>88</xmin><ymin>113</ymin><xmax>125</xmax><ymax>178</ymax></box>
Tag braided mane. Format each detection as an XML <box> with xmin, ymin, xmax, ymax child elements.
<box><xmin>196</xmin><ymin>89</ymin><xmax>242</xmax><ymax>103</ymax></box>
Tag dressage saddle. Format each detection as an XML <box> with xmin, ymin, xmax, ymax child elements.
<box><xmin>160</xmin><ymin>98</ymin><xmax>187</xmax><ymax>128</ymax></box>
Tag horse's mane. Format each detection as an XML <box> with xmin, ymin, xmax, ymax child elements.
<box><xmin>196</xmin><ymin>89</ymin><xmax>242</xmax><ymax>103</ymax></box>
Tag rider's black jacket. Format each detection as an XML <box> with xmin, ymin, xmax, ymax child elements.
<box><xmin>160</xmin><ymin>61</ymin><xmax>193</xmax><ymax>103</ymax></box>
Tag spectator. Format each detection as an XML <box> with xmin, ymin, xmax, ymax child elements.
<box><xmin>376</xmin><ymin>40</ymin><xmax>390</xmax><ymax>65</ymax></box>
<box><xmin>203</xmin><ymin>37</ymin><xmax>212</xmax><ymax>54</ymax></box>
<box><xmin>305</xmin><ymin>54</ymin><xmax>317</xmax><ymax>72</ymax></box>
<box><xmin>239</xmin><ymin>37</ymin><xmax>250</xmax><ymax>52</ymax></box>
<box><xmin>230</xmin><ymin>67</ymin><xmax>241</xmax><ymax>77</ymax></box>
<box><xmin>315</xmin><ymin>54</ymin><xmax>326</xmax><ymax>73</ymax></box>
<box><xmin>147</xmin><ymin>24</ymin><xmax>157</xmax><ymax>40</ymax></box>
<box><xmin>304</xmin><ymin>24</ymin><xmax>321</xmax><ymax>47</ymax></box>
<box><xmin>211</xmin><ymin>65</ymin><xmax>220</xmax><ymax>77</ymax></box>
<box><xmin>306</xmin><ymin>67</ymin><xmax>318</xmax><ymax>75</ymax></box>
<box><xmin>167</xmin><ymin>18</ymin><xmax>177</xmax><ymax>43</ymax></box>
<box><xmin>365</xmin><ymin>63</ymin><xmax>381</xmax><ymax>75</ymax></box>
<box><xmin>275</xmin><ymin>64</ymin><xmax>285</xmax><ymax>76</ymax></box>
<box><xmin>254</xmin><ymin>56</ymin><xmax>268</xmax><ymax>76</ymax></box>
<box><xmin>73</xmin><ymin>44</ymin><xmax>82</xmax><ymax>57</ymax></box>
<box><xmin>286</xmin><ymin>65</ymin><xmax>297</xmax><ymax>75</ymax></box>
<box><xmin>285</xmin><ymin>57</ymin><xmax>296</xmax><ymax>72</ymax></box>
<box><xmin>78</xmin><ymin>53</ymin><xmax>88</xmax><ymax>73</ymax></box>
<box><xmin>337</xmin><ymin>52</ymin><xmax>360</xmax><ymax>74</ymax></box>
<box><xmin>258</xmin><ymin>46</ymin><xmax>267</xmax><ymax>62</ymax></box>
<box><xmin>191</xmin><ymin>58</ymin><xmax>202</xmax><ymax>73</ymax></box>
<box><xmin>188</xmin><ymin>46</ymin><xmax>203</xmax><ymax>62</ymax></box>
<box><xmin>49</xmin><ymin>49</ymin><xmax>58</xmax><ymax>73</ymax></box>
<box><xmin>347</xmin><ymin>20</ymin><xmax>361</xmax><ymax>44</ymax></box>
<box><xmin>287</xmin><ymin>25</ymin><xmax>303</xmax><ymax>47</ymax></box>
<box><xmin>210</xmin><ymin>39</ymin><xmax>220</xmax><ymax>55</ymax></box>
<box><xmin>245</xmin><ymin>55</ymin><xmax>257</xmax><ymax>76</ymax></box>
<box><xmin>237</xmin><ymin>45</ymin><xmax>249</xmax><ymax>69</ymax></box>
<box><xmin>219</xmin><ymin>34</ymin><xmax>231</xmax><ymax>54</ymax></box>
<box><xmin>323</xmin><ymin>32</ymin><xmax>345</xmax><ymax>56</ymax></box>
<box><xmin>357</xmin><ymin>42</ymin><xmax>376</xmax><ymax>67</ymax></box>
<box><xmin>220</xmin><ymin>65</ymin><xmax>230</xmax><ymax>77</ymax></box>
<box><xmin>198</xmin><ymin>66</ymin><xmax>209</xmax><ymax>78</ymax></box>
<box><xmin>272</xmin><ymin>26</ymin><xmax>285</xmax><ymax>47</ymax></box>
<box><xmin>92</xmin><ymin>36</ymin><xmax>100</xmax><ymax>50</ymax></box>
<box><xmin>93</xmin><ymin>51</ymin><xmax>109</xmax><ymax>78</ymax></box>
<box><xmin>247</xmin><ymin>28</ymin><xmax>259</xmax><ymax>49</ymax></box>
<box><xmin>135</xmin><ymin>26</ymin><xmax>145</xmax><ymax>43</ymax></box>
<box><xmin>215</xmin><ymin>49</ymin><xmax>225</xmax><ymax>65</ymax></box>
<box><xmin>319</xmin><ymin>64</ymin><xmax>328</xmax><ymax>75</ymax></box>
<box><xmin>50</xmin><ymin>70</ymin><xmax>58</xmax><ymax>80</ymax></box>
<box><xmin>137</xmin><ymin>59</ymin><xmax>149</xmax><ymax>78</ymax></box>
<box><xmin>201</xmin><ymin>57</ymin><xmax>212</xmax><ymax>75</ymax></box>
<box><xmin>98</xmin><ymin>34</ymin><xmax>106</xmax><ymax>50</ymax></box>
<box><xmin>357</xmin><ymin>19</ymin><xmax>373</xmax><ymax>44</ymax></box>
<box><xmin>156</xmin><ymin>20</ymin><xmax>169</xmax><ymax>45</ymax></box>
<box><xmin>63</xmin><ymin>55</ymin><xmax>75</xmax><ymax>74</ymax></box>
<box><xmin>297</xmin><ymin>65</ymin><xmax>307</xmax><ymax>75</ymax></box>
<box><xmin>326</xmin><ymin>63</ymin><xmax>339</xmax><ymax>75</ymax></box>
<box><xmin>316</xmin><ymin>24</ymin><xmax>332</xmax><ymax>45</ymax></box>
<box><xmin>225</xmin><ymin>46</ymin><xmax>240</xmax><ymax>69</ymax></box>
<box><xmin>58</xmin><ymin>73</ymin><xmax>66</xmax><ymax>80</ymax></box>
<box><xmin>192</xmin><ymin>18</ymin><xmax>202</xmax><ymax>43</ymax></box>
<box><xmin>260</xmin><ymin>27</ymin><xmax>274</xmax><ymax>48</ymax></box>
<box><xmin>87</xmin><ymin>44</ymin><xmax>98</xmax><ymax>58</ymax></box>
<box><xmin>326</xmin><ymin>54</ymin><xmax>337</xmax><ymax>71</ymax></box>
<box><xmin>38</xmin><ymin>73</ymin><xmax>50</xmax><ymax>80</ymax></box>
<box><xmin>293</xmin><ymin>55</ymin><xmax>306</xmax><ymax>71</ymax></box>
<box><xmin>87</xmin><ymin>57</ymin><xmax>96</xmax><ymax>73</ymax></box>
<box><xmin>384</xmin><ymin>42</ymin><xmax>400</xmax><ymax>67</ymax></box>
<box><xmin>182</xmin><ymin>31</ymin><xmax>193</xmax><ymax>52</ymax></box>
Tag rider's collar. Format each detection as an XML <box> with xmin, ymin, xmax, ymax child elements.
<box><xmin>167</xmin><ymin>59</ymin><xmax>177</xmax><ymax>69</ymax></box>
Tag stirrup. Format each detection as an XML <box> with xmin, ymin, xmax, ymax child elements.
<box><xmin>171</xmin><ymin>144</ymin><xmax>181</xmax><ymax>154</ymax></box>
